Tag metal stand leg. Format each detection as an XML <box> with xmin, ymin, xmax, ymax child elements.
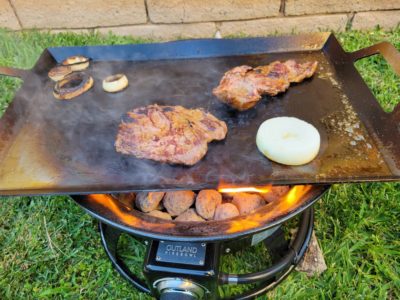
<box><xmin>263</xmin><ymin>227</ymin><xmax>290</xmax><ymax>262</ymax></box>
<box><xmin>98</xmin><ymin>222</ymin><xmax>151</xmax><ymax>294</ymax></box>
<box><xmin>98</xmin><ymin>207</ymin><xmax>314</xmax><ymax>300</ymax></box>
<box><xmin>220</xmin><ymin>207</ymin><xmax>314</xmax><ymax>300</ymax></box>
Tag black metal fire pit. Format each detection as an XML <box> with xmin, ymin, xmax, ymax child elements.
<box><xmin>72</xmin><ymin>184</ymin><xmax>328</xmax><ymax>299</ymax></box>
<box><xmin>98</xmin><ymin>209</ymin><xmax>313</xmax><ymax>300</ymax></box>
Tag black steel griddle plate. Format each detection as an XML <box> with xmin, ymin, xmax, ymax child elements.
<box><xmin>0</xmin><ymin>33</ymin><xmax>399</xmax><ymax>196</ymax></box>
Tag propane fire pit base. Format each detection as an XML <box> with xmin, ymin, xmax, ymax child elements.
<box><xmin>98</xmin><ymin>208</ymin><xmax>314</xmax><ymax>300</ymax></box>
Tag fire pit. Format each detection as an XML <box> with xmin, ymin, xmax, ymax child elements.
<box><xmin>72</xmin><ymin>184</ymin><xmax>328</xmax><ymax>299</ymax></box>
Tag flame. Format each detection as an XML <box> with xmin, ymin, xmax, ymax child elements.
<box><xmin>225</xmin><ymin>184</ymin><xmax>313</xmax><ymax>233</ymax></box>
<box><xmin>89</xmin><ymin>194</ymin><xmax>174</xmax><ymax>230</ymax></box>
<box><xmin>87</xmin><ymin>184</ymin><xmax>314</xmax><ymax>236</ymax></box>
<box><xmin>282</xmin><ymin>184</ymin><xmax>312</xmax><ymax>207</ymax></box>
<box><xmin>218</xmin><ymin>184</ymin><xmax>272</xmax><ymax>194</ymax></box>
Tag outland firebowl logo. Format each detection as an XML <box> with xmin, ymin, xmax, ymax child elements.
<box><xmin>164</xmin><ymin>244</ymin><xmax>198</xmax><ymax>258</ymax></box>
<box><xmin>157</xmin><ymin>241</ymin><xmax>206</xmax><ymax>265</ymax></box>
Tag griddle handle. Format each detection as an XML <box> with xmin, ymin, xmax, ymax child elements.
<box><xmin>0</xmin><ymin>66</ymin><xmax>30</xmax><ymax>79</ymax></box>
<box><xmin>349</xmin><ymin>41</ymin><xmax>400</xmax><ymax>76</ymax></box>
<box><xmin>349</xmin><ymin>41</ymin><xmax>400</xmax><ymax>117</ymax></box>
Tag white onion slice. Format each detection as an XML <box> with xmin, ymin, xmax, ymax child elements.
<box><xmin>102</xmin><ymin>74</ymin><xmax>129</xmax><ymax>93</ymax></box>
<box><xmin>256</xmin><ymin>117</ymin><xmax>320</xmax><ymax>166</ymax></box>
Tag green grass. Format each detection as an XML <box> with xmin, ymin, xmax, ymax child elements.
<box><xmin>0</xmin><ymin>28</ymin><xmax>399</xmax><ymax>299</ymax></box>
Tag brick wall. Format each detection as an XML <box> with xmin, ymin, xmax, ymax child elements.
<box><xmin>1</xmin><ymin>0</ymin><xmax>399</xmax><ymax>39</ymax></box>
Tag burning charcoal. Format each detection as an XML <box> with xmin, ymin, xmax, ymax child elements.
<box><xmin>261</xmin><ymin>186</ymin><xmax>290</xmax><ymax>203</ymax></box>
<box><xmin>175</xmin><ymin>208</ymin><xmax>205</xmax><ymax>222</ymax></box>
<box><xmin>136</xmin><ymin>192</ymin><xmax>165</xmax><ymax>213</ymax></box>
<box><xmin>163</xmin><ymin>190</ymin><xmax>196</xmax><ymax>216</ymax></box>
<box><xmin>147</xmin><ymin>210</ymin><xmax>172</xmax><ymax>221</ymax></box>
<box><xmin>231</xmin><ymin>193</ymin><xmax>265</xmax><ymax>215</ymax></box>
<box><xmin>214</xmin><ymin>203</ymin><xmax>240</xmax><ymax>220</ymax></box>
<box><xmin>195</xmin><ymin>189</ymin><xmax>222</xmax><ymax>220</ymax></box>
<box><xmin>112</xmin><ymin>193</ymin><xmax>136</xmax><ymax>208</ymax></box>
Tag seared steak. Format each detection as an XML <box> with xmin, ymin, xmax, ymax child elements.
<box><xmin>115</xmin><ymin>105</ymin><xmax>227</xmax><ymax>166</ymax></box>
<box><xmin>213</xmin><ymin>60</ymin><xmax>318</xmax><ymax>111</ymax></box>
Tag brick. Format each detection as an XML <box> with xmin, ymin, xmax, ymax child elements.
<box><xmin>0</xmin><ymin>0</ymin><xmax>20</xmax><ymax>30</ymax></box>
<box><xmin>147</xmin><ymin>0</ymin><xmax>281</xmax><ymax>23</ymax></box>
<box><xmin>286</xmin><ymin>0</ymin><xmax>400</xmax><ymax>16</ymax></box>
<box><xmin>12</xmin><ymin>0</ymin><xmax>146</xmax><ymax>29</ymax></box>
<box><xmin>219</xmin><ymin>14</ymin><xmax>348</xmax><ymax>37</ymax></box>
<box><xmin>41</xmin><ymin>29</ymin><xmax>92</xmax><ymax>34</ymax></box>
<box><xmin>98</xmin><ymin>22</ymin><xmax>217</xmax><ymax>41</ymax></box>
<box><xmin>352</xmin><ymin>10</ymin><xmax>400</xmax><ymax>30</ymax></box>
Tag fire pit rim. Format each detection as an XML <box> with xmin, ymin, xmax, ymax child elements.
<box><xmin>72</xmin><ymin>185</ymin><xmax>329</xmax><ymax>242</ymax></box>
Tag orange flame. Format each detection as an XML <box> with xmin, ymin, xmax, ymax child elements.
<box><xmin>87</xmin><ymin>184</ymin><xmax>314</xmax><ymax>236</ymax></box>
<box><xmin>89</xmin><ymin>194</ymin><xmax>174</xmax><ymax>230</ymax></box>
<box><xmin>218</xmin><ymin>184</ymin><xmax>272</xmax><ymax>194</ymax></box>
<box><xmin>280</xmin><ymin>185</ymin><xmax>312</xmax><ymax>209</ymax></box>
<box><xmin>225</xmin><ymin>184</ymin><xmax>313</xmax><ymax>233</ymax></box>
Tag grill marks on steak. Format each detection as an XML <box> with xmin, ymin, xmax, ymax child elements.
<box><xmin>115</xmin><ymin>105</ymin><xmax>227</xmax><ymax>166</ymax></box>
<box><xmin>213</xmin><ymin>60</ymin><xmax>318</xmax><ymax>111</ymax></box>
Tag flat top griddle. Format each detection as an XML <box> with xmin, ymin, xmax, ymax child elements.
<box><xmin>0</xmin><ymin>33</ymin><xmax>399</xmax><ymax>196</ymax></box>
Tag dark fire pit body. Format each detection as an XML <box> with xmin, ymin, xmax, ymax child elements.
<box><xmin>72</xmin><ymin>184</ymin><xmax>327</xmax><ymax>299</ymax></box>
<box><xmin>98</xmin><ymin>208</ymin><xmax>313</xmax><ymax>300</ymax></box>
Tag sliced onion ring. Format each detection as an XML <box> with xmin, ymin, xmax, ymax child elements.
<box><xmin>61</xmin><ymin>55</ymin><xmax>90</xmax><ymax>71</ymax></box>
<box><xmin>53</xmin><ymin>72</ymin><xmax>94</xmax><ymax>100</ymax></box>
<box><xmin>48</xmin><ymin>65</ymin><xmax>72</xmax><ymax>81</ymax></box>
<box><xmin>256</xmin><ymin>117</ymin><xmax>320</xmax><ymax>166</ymax></box>
<box><xmin>102</xmin><ymin>73</ymin><xmax>129</xmax><ymax>93</ymax></box>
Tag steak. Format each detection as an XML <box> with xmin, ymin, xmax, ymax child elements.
<box><xmin>115</xmin><ymin>105</ymin><xmax>227</xmax><ymax>166</ymax></box>
<box><xmin>213</xmin><ymin>60</ymin><xmax>318</xmax><ymax>111</ymax></box>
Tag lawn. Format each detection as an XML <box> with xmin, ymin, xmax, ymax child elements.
<box><xmin>0</xmin><ymin>28</ymin><xmax>399</xmax><ymax>300</ymax></box>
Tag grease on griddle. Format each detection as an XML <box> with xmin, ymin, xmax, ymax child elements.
<box><xmin>319</xmin><ymin>73</ymin><xmax>388</xmax><ymax>177</ymax></box>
